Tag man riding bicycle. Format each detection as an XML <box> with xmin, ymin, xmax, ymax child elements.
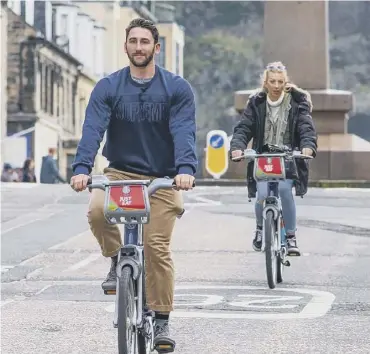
<box><xmin>230</xmin><ymin>61</ymin><xmax>317</xmax><ymax>256</ymax></box>
<box><xmin>70</xmin><ymin>18</ymin><xmax>197</xmax><ymax>349</ymax></box>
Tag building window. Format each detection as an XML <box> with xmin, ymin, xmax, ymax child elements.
<box><xmin>39</xmin><ymin>64</ymin><xmax>43</xmax><ymax>110</ymax></box>
<box><xmin>175</xmin><ymin>42</ymin><xmax>180</xmax><ymax>75</ymax></box>
<box><xmin>50</xmin><ymin>70</ymin><xmax>54</xmax><ymax>115</ymax></box>
<box><xmin>20</xmin><ymin>0</ymin><xmax>26</xmax><ymax>20</ymax></box>
<box><xmin>44</xmin><ymin>66</ymin><xmax>49</xmax><ymax>112</ymax></box>
<box><xmin>92</xmin><ymin>34</ymin><xmax>97</xmax><ymax>75</ymax></box>
<box><xmin>61</xmin><ymin>14</ymin><xmax>68</xmax><ymax>37</ymax></box>
<box><xmin>52</xmin><ymin>8</ymin><xmax>57</xmax><ymax>41</ymax></box>
<box><xmin>156</xmin><ymin>36</ymin><xmax>166</xmax><ymax>68</ymax></box>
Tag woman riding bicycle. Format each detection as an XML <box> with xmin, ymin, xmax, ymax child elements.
<box><xmin>230</xmin><ymin>61</ymin><xmax>318</xmax><ymax>256</ymax></box>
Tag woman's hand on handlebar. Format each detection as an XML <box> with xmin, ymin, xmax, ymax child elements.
<box><xmin>231</xmin><ymin>149</ymin><xmax>243</xmax><ymax>161</ymax></box>
<box><xmin>70</xmin><ymin>174</ymin><xmax>90</xmax><ymax>192</ymax></box>
<box><xmin>301</xmin><ymin>147</ymin><xmax>314</xmax><ymax>157</ymax></box>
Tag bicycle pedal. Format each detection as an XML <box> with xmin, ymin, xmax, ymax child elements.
<box><xmin>154</xmin><ymin>339</ymin><xmax>176</xmax><ymax>353</ymax></box>
<box><xmin>288</xmin><ymin>253</ymin><xmax>301</xmax><ymax>257</ymax></box>
<box><xmin>155</xmin><ymin>343</ymin><xmax>175</xmax><ymax>353</ymax></box>
<box><xmin>103</xmin><ymin>289</ymin><xmax>116</xmax><ymax>295</ymax></box>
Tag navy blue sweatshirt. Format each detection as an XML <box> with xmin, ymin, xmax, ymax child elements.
<box><xmin>72</xmin><ymin>65</ymin><xmax>197</xmax><ymax>177</ymax></box>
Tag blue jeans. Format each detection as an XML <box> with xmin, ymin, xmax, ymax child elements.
<box><xmin>255</xmin><ymin>180</ymin><xmax>296</xmax><ymax>235</ymax></box>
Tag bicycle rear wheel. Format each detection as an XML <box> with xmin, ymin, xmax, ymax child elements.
<box><xmin>264</xmin><ymin>210</ymin><xmax>278</xmax><ymax>289</ymax></box>
<box><xmin>118</xmin><ymin>266</ymin><xmax>137</xmax><ymax>354</ymax></box>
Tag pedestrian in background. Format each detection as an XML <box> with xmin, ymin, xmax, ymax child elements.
<box><xmin>40</xmin><ymin>148</ymin><xmax>66</xmax><ymax>184</ymax></box>
<box><xmin>22</xmin><ymin>158</ymin><xmax>36</xmax><ymax>183</ymax></box>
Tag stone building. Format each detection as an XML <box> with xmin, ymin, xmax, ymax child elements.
<box><xmin>0</xmin><ymin>1</ymin><xmax>8</xmax><ymax>167</ymax></box>
<box><xmin>4</xmin><ymin>1</ymin><xmax>99</xmax><ymax>181</ymax></box>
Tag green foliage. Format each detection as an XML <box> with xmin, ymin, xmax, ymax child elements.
<box><xmin>184</xmin><ymin>29</ymin><xmax>263</xmax><ymax>145</ymax></box>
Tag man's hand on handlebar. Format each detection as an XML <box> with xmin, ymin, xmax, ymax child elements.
<box><xmin>174</xmin><ymin>174</ymin><xmax>195</xmax><ymax>191</ymax></box>
<box><xmin>70</xmin><ymin>174</ymin><xmax>90</xmax><ymax>192</ymax></box>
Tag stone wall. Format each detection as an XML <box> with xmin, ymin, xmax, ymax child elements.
<box><xmin>1</xmin><ymin>2</ymin><xmax>8</xmax><ymax>166</ymax></box>
<box><xmin>6</xmin><ymin>8</ymin><xmax>37</xmax><ymax>115</ymax></box>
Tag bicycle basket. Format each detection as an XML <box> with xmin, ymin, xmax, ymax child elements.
<box><xmin>253</xmin><ymin>156</ymin><xmax>286</xmax><ymax>181</ymax></box>
<box><xmin>104</xmin><ymin>184</ymin><xmax>151</xmax><ymax>224</ymax></box>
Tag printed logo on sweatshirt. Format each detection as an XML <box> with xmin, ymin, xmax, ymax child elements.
<box><xmin>114</xmin><ymin>100</ymin><xmax>170</xmax><ymax>123</ymax></box>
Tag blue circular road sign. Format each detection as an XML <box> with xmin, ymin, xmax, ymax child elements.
<box><xmin>209</xmin><ymin>134</ymin><xmax>224</xmax><ymax>149</ymax></box>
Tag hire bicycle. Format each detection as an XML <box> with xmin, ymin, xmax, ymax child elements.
<box><xmin>88</xmin><ymin>175</ymin><xmax>191</xmax><ymax>354</ymax></box>
<box><xmin>232</xmin><ymin>144</ymin><xmax>313</xmax><ymax>289</ymax></box>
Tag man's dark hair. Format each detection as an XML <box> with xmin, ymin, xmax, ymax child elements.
<box><xmin>125</xmin><ymin>18</ymin><xmax>159</xmax><ymax>44</ymax></box>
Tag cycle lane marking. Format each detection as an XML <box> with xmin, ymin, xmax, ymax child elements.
<box><xmin>170</xmin><ymin>285</ymin><xmax>335</xmax><ymax>320</ymax></box>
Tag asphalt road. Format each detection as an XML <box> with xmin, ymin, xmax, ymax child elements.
<box><xmin>2</xmin><ymin>182</ymin><xmax>370</xmax><ymax>354</ymax></box>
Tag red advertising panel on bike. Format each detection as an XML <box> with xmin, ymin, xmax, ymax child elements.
<box><xmin>108</xmin><ymin>185</ymin><xmax>147</xmax><ymax>211</ymax></box>
<box><xmin>254</xmin><ymin>156</ymin><xmax>286</xmax><ymax>181</ymax></box>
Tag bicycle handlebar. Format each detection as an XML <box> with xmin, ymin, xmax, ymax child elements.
<box><xmin>87</xmin><ymin>175</ymin><xmax>195</xmax><ymax>197</ymax></box>
<box><xmin>231</xmin><ymin>149</ymin><xmax>313</xmax><ymax>162</ymax></box>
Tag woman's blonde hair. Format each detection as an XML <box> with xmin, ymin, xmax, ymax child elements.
<box><xmin>251</xmin><ymin>61</ymin><xmax>313</xmax><ymax>112</ymax></box>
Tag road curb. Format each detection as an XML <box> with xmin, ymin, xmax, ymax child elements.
<box><xmin>195</xmin><ymin>179</ymin><xmax>370</xmax><ymax>188</ymax></box>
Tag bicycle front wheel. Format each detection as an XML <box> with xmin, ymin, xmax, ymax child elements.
<box><xmin>118</xmin><ymin>266</ymin><xmax>137</xmax><ymax>354</ymax></box>
<box><xmin>264</xmin><ymin>210</ymin><xmax>278</xmax><ymax>289</ymax></box>
<box><xmin>138</xmin><ymin>264</ymin><xmax>152</xmax><ymax>354</ymax></box>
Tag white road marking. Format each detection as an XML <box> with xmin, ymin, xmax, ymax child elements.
<box><xmin>0</xmin><ymin>299</ymin><xmax>15</xmax><ymax>308</ymax></box>
<box><xmin>63</xmin><ymin>253</ymin><xmax>101</xmax><ymax>272</ymax></box>
<box><xmin>20</xmin><ymin>254</ymin><xmax>45</xmax><ymax>266</ymax></box>
<box><xmin>34</xmin><ymin>285</ymin><xmax>52</xmax><ymax>295</ymax></box>
<box><xmin>1</xmin><ymin>211</ymin><xmax>61</xmax><ymax>235</ymax></box>
<box><xmin>229</xmin><ymin>294</ymin><xmax>303</xmax><ymax>309</ymax></box>
<box><xmin>192</xmin><ymin>195</ymin><xmax>222</xmax><ymax>206</ymax></box>
<box><xmin>26</xmin><ymin>267</ymin><xmax>44</xmax><ymax>279</ymax></box>
<box><xmin>174</xmin><ymin>294</ymin><xmax>224</xmax><ymax>307</ymax></box>
<box><xmin>49</xmin><ymin>230</ymin><xmax>90</xmax><ymax>250</ymax></box>
<box><xmin>1</xmin><ymin>265</ymin><xmax>15</xmax><ymax>273</ymax></box>
<box><xmin>171</xmin><ymin>285</ymin><xmax>335</xmax><ymax>320</ymax></box>
<box><xmin>104</xmin><ymin>285</ymin><xmax>335</xmax><ymax>320</ymax></box>
<box><xmin>0</xmin><ymin>183</ymin><xmax>39</xmax><ymax>190</ymax></box>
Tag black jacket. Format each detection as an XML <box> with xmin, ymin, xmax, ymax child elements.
<box><xmin>230</xmin><ymin>87</ymin><xmax>318</xmax><ymax>198</ymax></box>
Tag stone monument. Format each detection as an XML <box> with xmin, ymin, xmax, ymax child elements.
<box><xmin>233</xmin><ymin>0</ymin><xmax>370</xmax><ymax>181</ymax></box>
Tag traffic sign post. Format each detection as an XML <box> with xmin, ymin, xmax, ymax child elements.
<box><xmin>205</xmin><ymin>130</ymin><xmax>229</xmax><ymax>179</ymax></box>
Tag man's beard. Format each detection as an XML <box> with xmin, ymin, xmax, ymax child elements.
<box><xmin>128</xmin><ymin>48</ymin><xmax>155</xmax><ymax>68</ymax></box>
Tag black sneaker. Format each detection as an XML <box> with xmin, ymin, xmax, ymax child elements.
<box><xmin>101</xmin><ymin>256</ymin><xmax>117</xmax><ymax>291</ymax></box>
<box><xmin>153</xmin><ymin>320</ymin><xmax>175</xmax><ymax>353</ymax></box>
<box><xmin>286</xmin><ymin>236</ymin><xmax>301</xmax><ymax>256</ymax></box>
<box><xmin>252</xmin><ymin>229</ymin><xmax>262</xmax><ymax>252</ymax></box>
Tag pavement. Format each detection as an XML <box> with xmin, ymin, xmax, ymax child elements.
<box><xmin>2</xmin><ymin>182</ymin><xmax>370</xmax><ymax>354</ymax></box>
